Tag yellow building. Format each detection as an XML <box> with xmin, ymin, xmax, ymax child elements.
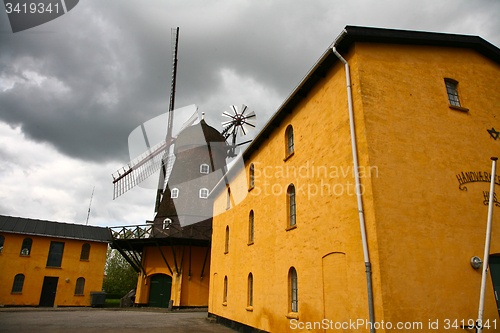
<box><xmin>209</xmin><ymin>26</ymin><xmax>500</xmax><ymax>332</ymax></box>
<box><xmin>0</xmin><ymin>215</ymin><xmax>110</xmax><ymax>307</ymax></box>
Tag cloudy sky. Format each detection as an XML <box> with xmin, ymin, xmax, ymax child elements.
<box><xmin>1</xmin><ymin>0</ymin><xmax>499</xmax><ymax>228</ymax></box>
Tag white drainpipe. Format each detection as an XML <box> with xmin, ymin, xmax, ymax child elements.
<box><xmin>332</xmin><ymin>31</ymin><xmax>375</xmax><ymax>333</ymax></box>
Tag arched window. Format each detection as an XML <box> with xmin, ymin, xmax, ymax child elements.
<box><xmin>226</xmin><ymin>187</ymin><xmax>231</xmax><ymax>210</ymax></box>
<box><xmin>200</xmin><ymin>164</ymin><xmax>210</xmax><ymax>174</ymax></box>
<box><xmin>223</xmin><ymin>276</ymin><xmax>228</xmax><ymax>303</ymax></box>
<box><xmin>248</xmin><ymin>273</ymin><xmax>253</xmax><ymax>307</ymax></box>
<box><xmin>75</xmin><ymin>277</ymin><xmax>85</xmax><ymax>295</ymax></box>
<box><xmin>171</xmin><ymin>188</ymin><xmax>179</xmax><ymax>199</ymax></box>
<box><xmin>287</xmin><ymin>184</ymin><xmax>296</xmax><ymax>227</ymax></box>
<box><xmin>11</xmin><ymin>274</ymin><xmax>25</xmax><ymax>293</ymax></box>
<box><xmin>0</xmin><ymin>235</ymin><xmax>4</xmax><ymax>254</ymax></box>
<box><xmin>249</xmin><ymin>163</ymin><xmax>255</xmax><ymax>188</ymax></box>
<box><xmin>286</xmin><ymin>125</ymin><xmax>294</xmax><ymax>156</ymax></box>
<box><xmin>289</xmin><ymin>267</ymin><xmax>298</xmax><ymax>313</ymax></box>
<box><xmin>199</xmin><ymin>188</ymin><xmax>209</xmax><ymax>199</ymax></box>
<box><xmin>20</xmin><ymin>238</ymin><xmax>32</xmax><ymax>256</ymax></box>
<box><xmin>80</xmin><ymin>243</ymin><xmax>90</xmax><ymax>260</ymax></box>
<box><xmin>224</xmin><ymin>226</ymin><xmax>229</xmax><ymax>254</ymax></box>
<box><xmin>445</xmin><ymin>78</ymin><xmax>461</xmax><ymax>107</ymax></box>
<box><xmin>249</xmin><ymin>210</ymin><xmax>254</xmax><ymax>244</ymax></box>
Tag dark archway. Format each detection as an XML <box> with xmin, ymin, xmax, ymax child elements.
<box><xmin>148</xmin><ymin>274</ymin><xmax>172</xmax><ymax>308</ymax></box>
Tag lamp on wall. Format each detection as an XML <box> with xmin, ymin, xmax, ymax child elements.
<box><xmin>470</xmin><ymin>256</ymin><xmax>483</xmax><ymax>270</ymax></box>
<box><xmin>65</xmin><ymin>278</ymin><xmax>70</xmax><ymax>283</ymax></box>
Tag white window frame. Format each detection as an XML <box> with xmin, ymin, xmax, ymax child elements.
<box><xmin>200</xmin><ymin>164</ymin><xmax>210</xmax><ymax>174</ymax></box>
<box><xmin>171</xmin><ymin>188</ymin><xmax>179</xmax><ymax>199</ymax></box>
<box><xmin>199</xmin><ymin>188</ymin><xmax>209</xmax><ymax>199</ymax></box>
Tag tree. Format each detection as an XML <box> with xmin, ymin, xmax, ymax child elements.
<box><xmin>102</xmin><ymin>247</ymin><xmax>138</xmax><ymax>298</ymax></box>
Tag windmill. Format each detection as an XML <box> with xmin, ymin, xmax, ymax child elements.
<box><xmin>111</xmin><ymin>28</ymin><xmax>258</xmax><ymax>214</ymax></box>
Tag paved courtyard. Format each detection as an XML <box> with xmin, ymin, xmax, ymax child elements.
<box><xmin>0</xmin><ymin>308</ymin><xmax>235</xmax><ymax>333</ymax></box>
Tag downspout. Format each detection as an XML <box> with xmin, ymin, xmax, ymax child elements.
<box><xmin>332</xmin><ymin>31</ymin><xmax>375</xmax><ymax>333</ymax></box>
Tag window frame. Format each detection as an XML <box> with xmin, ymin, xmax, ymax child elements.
<box><xmin>224</xmin><ymin>226</ymin><xmax>229</xmax><ymax>254</ymax></box>
<box><xmin>171</xmin><ymin>188</ymin><xmax>179</xmax><ymax>199</ymax></box>
<box><xmin>80</xmin><ymin>243</ymin><xmax>90</xmax><ymax>261</ymax></box>
<box><xmin>223</xmin><ymin>276</ymin><xmax>228</xmax><ymax>304</ymax></box>
<box><xmin>444</xmin><ymin>78</ymin><xmax>468</xmax><ymax>111</ymax></box>
<box><xmin>0</xmin><ymin>234</ymin><xmax>4</xmax><ymax>254</ymax></box>
<box><xmin>247</xmin><ymin>273</ymin><xmax>253</xmax><ymax>307</ymax></box>
<box><xmin>11</xmin><ymin>273</ymin><xmax>25</xmax><ymax>293</ymax></box>
<box><xmin>75</xmin><ymin>277</ymin><xmax>85</xmax><ymax>295</ymax></box>
<box><xmin>285</xmin><ymin>125</ymin><xmax>294</xmax><ymax>158</ymax></box>
<box><xmin>46</xmin><ymin>241</ymin><xmax>65</xmax><ymax>268</ymax></box>
<box><xmin>249</xmin><ymin>163</ymin><xmax>255</xmax><ymax>189</ymax></box>
<box><xmin>248</xmin><ymin>210</ymin><xmax>254</xmax><ymax>245</ymax></box>
<box><xmin>289</xmin><ymin>267</ymin><xmax>298</xmax><ymax>313</ymax></box>
<box><xmin>287</xmin><ymin>184</ymin><xmax>297</xmax><ymax>228</ymax></box>
<box><xmin>20</xmin><ymin>238</ymin><xmax>32</xmax><ymax>256</ymax></box>
<box><xmin>199</xmin><ymin>188</ymin><xmax>209</xmax><ymax>199</ymax></box>
<box><xmin>200</xmin><ymin>163</ymin><xmax>210</xmax><ymax>174</ymax></box>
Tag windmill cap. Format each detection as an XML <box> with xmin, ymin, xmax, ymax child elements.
<box><xmin>175</xmin><ymin>119</ymin><xmax>226</xmax><ymax>153</ymax></box>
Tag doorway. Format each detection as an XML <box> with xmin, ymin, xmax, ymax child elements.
<box><xmin>148</xmin><ymin>274</ymin><xmax>172</xmax><ymax>308</ymax></box>
<box><xmin>39</xmin><ymin>276</ymin><xmax>58</xmax><ymax>307</ymax></box>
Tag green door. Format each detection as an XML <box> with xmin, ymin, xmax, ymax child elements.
<box><xmin>148</xmin><ymin>274</ymin><xmax>172</xmax><ymax>308</ymax></box>
<box><xmin>489</xmin><ymin>255</ymin><xmax>500</xmax><ymax>317</ymax></box>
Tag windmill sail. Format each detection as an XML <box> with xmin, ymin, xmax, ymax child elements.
<box><xmin>112</xmin><ymin>107</ymin><xmax>199</xmax><ymax>200</ymax></box>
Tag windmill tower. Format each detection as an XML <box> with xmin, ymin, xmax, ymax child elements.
<box><xmin>109</xmin><ymin>28</ymin><xmax>257</xmax><ymax>309</ymax></box>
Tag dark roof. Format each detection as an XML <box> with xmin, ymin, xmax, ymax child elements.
<box><xmin>174</xmin><ymin>119</ymin><xmax>226</xmax><ymax>154</ymax></box>
<box><xmin>0</xmin><ymin>215</ymin><xmax>112</xmax><ymax>243</ymax></box>
<box><xmin>244</xmin><ymin>25</ymin><xmax>500</xmax><ymax>159</ymax></box>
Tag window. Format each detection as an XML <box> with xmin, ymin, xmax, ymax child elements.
<box><xmin>80</xmin><ymin>243</ymin><xmax>90</xmax><ymax>261</ymax></box>
<box><xmin>171</xmin><ymin>188</ymin><xmax>179</xmax><ymax>199</ymax></box>
<box><xmin>226</xmin><ymin>187</ymin><xmax>231</xmax><ymax>210</ymax></box>
<box><xmin>75</xmin><ymin>277</ymin><xmax>85</xmax><ymax>295</ymax></box>
<box><xmin>445</xmin><ymin>79</ymin><xmax>461</xmax><ymax>107</ymax></box>
<box><xmin>163</xmin><ymin>218</ymin><xmax>172</xmax><ymax>230</ymax></box>
<box><xmin>286</xmin><ymin>125</ymin><xmax>294</xmax><ymax>156</ymax></box>
<box><xmin>0</xmin><ymin>235</ymin><xmax>4</xmax><ymax>254</ymax></box>
<box><xmin>287</xmin><ymin>184</ymin><xmax>296</xmax><ymax>227</ymax></box>
<box><xmin>46</xmin><ymin>241</ymin><xmax>65</xmax><ymax>267</ymax></box>
<box><xmin>20</xmin><ymin>238</ymin><xmax>32</xmax><ymax>256</ymax></box>
<box><xmin>225</xmin><ymin>226</ymin><xmax>229</xmax><ymax>254</ymax></box>
<box><xmin>199</xmin><ymin>188</ymin><xmax>209</xmax><ymax>199</ymax></box>
<box><xmin>248</xmin><ymin>273</ymin><xmax>253</xmax><ymax>307</ymax></box>
<box><xmin>289</xmin><ymin>267</ymin><xmax>298</xmax><ymax>313</ymax></box>
<box><xmin>200</xmin><ymin>164</ymin><xmax>210</xmax><ymax>174</ymax></box>
<box><xmin>223</xmin><ymin>276</ymin><xmax>228</xmax><ymax>303</ymax></box>
<box><xmin>249</xmin><ymin>210</ymin><xmax>254</xmax><ymax>244</ymax></box>
<box><xmin>11</xmin><ymin>274</ymin><xmax>25</xmax><ymax>293</ymax></box>
<box><xmin>249</xmin><ymin>163</ymin><xmax>255</xmax><ymax>188</ymax></box>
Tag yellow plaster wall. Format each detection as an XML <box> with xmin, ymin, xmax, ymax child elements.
<box><xmin>355</xmin><ymin>42</ymin><xmax>500</xmax><ymax>330</ymax></box>
<box><xmin>209</xmin><ymin>49</ymin><xmax>381</xmax><ymax>332</ymax></box>
<box><xmin>0</xmin><ymin>232</ymin><xmax>107</xmax><ymax>306</ymax></box>
<box><xmin>135</xmin><ymin>245</ymin><xmax>210</xmax><ymax>307</ymax></box>
<box><xmin>210</xmin><ymin>41</ymin><xmax>500</xmax><ymax>333</ymax></box>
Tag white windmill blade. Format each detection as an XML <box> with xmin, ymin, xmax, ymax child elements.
<box><xmin>221</xmin><ymin>119</ymin><xmax>235</xmax><ymax>127</ymax></box>
<box><xmin>222</xmin><ymin>111</ymin><xmax>235</xmax><ymax>119</ymax></box>
<box><xmin>240</xmin><ymin>104</ymin><xmax>248</xmax><ymax>115</ymax></box>
<box><xmin>244</xmin><ymin>111</ymin><xmax>256</xmax><ymax>119</ymax></box>
<box><xmin>230</xmin><ymin>105</ymin><xmax>239</xmax><ymax>114</ymax></box>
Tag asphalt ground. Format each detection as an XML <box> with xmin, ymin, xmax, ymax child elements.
<box><xmin>0</xmin><ymin>307</ymin><xmax>235</xmax><ymax>333</ymax></box>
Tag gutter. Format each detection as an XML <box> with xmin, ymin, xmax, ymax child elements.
<box><xmin>331</xmin><ymin>29</ymin><xmax>376</xmax><ymax>333</ymax></box>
